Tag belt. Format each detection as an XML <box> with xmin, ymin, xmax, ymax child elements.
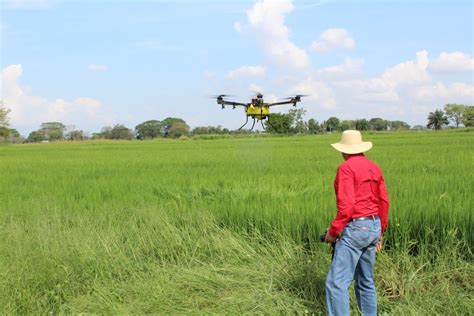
<box><xmin>350</xmin><ymin>215</ymin><xmax>379</xmax><ymax>222</ymax></box>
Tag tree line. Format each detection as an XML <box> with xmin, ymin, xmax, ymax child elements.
<box><xmin>0</xmin><ymin>101</ymin><xmax>472</xmax><ymax>143</ymax></box>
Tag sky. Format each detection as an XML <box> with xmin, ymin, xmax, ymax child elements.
<box><xmin>1</xmin><ymin>0</ymin><xmax>473</xmax><ymax>135</ymax></box>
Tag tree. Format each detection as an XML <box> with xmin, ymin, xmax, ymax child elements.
<box><xmin>135</xmin><ymin>120</ymin><xmax>162</xmax><ymax>139</ymax></box>
<box><xmin>444</xmin><ymin>104</ymin><xmax>466</xmax><ymax>128</ymax></box>
<box><xmin>40</xmin><ymin>122</ymin><xmax>65</xmax><ymax>141</ymax></box>
<box><xmin>192</xmin><ymin>125</ymin><xmax>228</xmax><ymax>135</ymax></box>
<box><xmin>91</xmin><ymin>126</ymin><xmax>113</xmax><ymax>139</ymax></box>
<box><xmin>427</xmin><ymin>110</ymin><xmax>449</xmax><ymax>130</ymax></box>
<box><xmin>110</xmin><ymin>124</ymin><xmax>133</xmax><ymax>140</ymax></box>
<box><xmin>369</xmin><ymin>118</ymin><xmax>388</xmax><ymax>131</ymax></box>
<box><xmin>192</xmin><ymin>126</ymin><xmax>210</xmax><ymax>135</ymax></box>
<box><xmin>307</xmin><ymin>118</ymin><xmax>320</xmax><ymax>134</ymax></box>
<box><xmin>0</xmin><ymin>101</ymin><xmax>11</xmax><ymax>128</ymax></box>
<box><xmin>8</xmin><ymin>129</ymin><xmax>23</xmax><ymax>143</ymax></box>
<box><xmin>288</xmin><ymin>108</ymin><xmax>307</xmax><ymax>133</ymax></box>
<box><xmin>0</xmin><ymin>127</ymin><xmax>10</xmax><ymax>142</ymax></box>
<box><xmin>265</xmin><ymin>113</ymin><xmax>294</xmax><ymax>134</ymax></box>
<box><xmin>339</xmin><ymin>120</ymin><xmax>354</xmax><ymax>131</ymax></box>
<box><xmin>168</xmin><ymin>122</ymin><xmax>189</xmax><ymax>138</ymax></box>
<box><xmin>27</xmin><ymin>130</ymin><xmax>44</xmax><ymax>143</ymax></box>
<box><xmin>463</xmin><ymin>106</ymin><xmax>474</xmax><ymax>127</ymax></box>
<box><xmin>389</xmin><ymin>120</ymin><xmax>410</xmax><ymax>130</ymax></box>
<box><xmin>325</xmin><ymin>117</ymin><xmax>340</xmax><ymax>132</ymax></box>
<box><xmin>412</xmin><ymin>125</ymin><xmax>426</xmax><ymax>131</ymax></box>
<box><xmin>355</xmin><ymin>119</ymin><xmax>370</xmax><ymax>131</ymax></box>
<box><xmin>161</xmin><ymin>117</ymin><xmax>187</xmax><ymax>137</ymax></box>
<box><xmin>67</xmin><ymin>130</ymin><xmax>85</xmax><ymax>141</ymax></box>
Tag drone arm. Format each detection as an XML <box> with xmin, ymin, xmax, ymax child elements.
<box><xmin>218</xmin><ymin>100</ymin><xmax>248</xmax><ymax>107</ymax></box>
<box><xmin>267</xmin><ymin>99</ymin><xmax>300</xmax><ymax>107</ymax></box>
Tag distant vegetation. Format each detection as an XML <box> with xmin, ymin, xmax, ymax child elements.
<box><xmin>0</xmin><ymin>100</ymin><xmax>473</xmax><ymax>143</ymax></box>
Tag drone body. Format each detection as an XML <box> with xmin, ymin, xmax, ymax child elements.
<box><xmin>214</xmin><ymin>93</ymin><xmax>305</xmax><ymax>131</ymax></box>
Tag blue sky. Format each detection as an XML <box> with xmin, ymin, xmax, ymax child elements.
<box><xmin>1</xmin><ymin>0</ymin><xmax>473</xmax><ymax>135</ymax></box>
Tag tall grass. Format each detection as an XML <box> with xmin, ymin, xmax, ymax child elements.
<box><xmin>0</xmin><ymin>130</ymin><xmax>472</xmax><ymax>313</ymax></box>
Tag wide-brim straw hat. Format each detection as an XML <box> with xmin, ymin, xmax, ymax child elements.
<box><xmin>331</xmin><ymin>130</ymin><xmax>373</xmax><ymax>154</ymax></box>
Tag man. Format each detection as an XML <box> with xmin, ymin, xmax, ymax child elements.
<box><xmin>324</xmin><ymin>130</ymin><xmax>390</xmax><ymax>316</ymax></box>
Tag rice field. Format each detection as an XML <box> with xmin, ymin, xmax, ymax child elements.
<box><xmin>0</xmin><ymin>130</ymin><xmax>472</xmax><ymax>314</ymax></box>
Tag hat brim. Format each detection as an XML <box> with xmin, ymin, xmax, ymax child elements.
<box><xmin>331</xmin><ymin>141</ymin><xmax>373</xmax><ymax>154</ymax></box>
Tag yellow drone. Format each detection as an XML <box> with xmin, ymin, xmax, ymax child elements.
<box><xmin>213</xmin><ymin>93</ymin><xmax>306</xmax><ymax>130</ymax></box>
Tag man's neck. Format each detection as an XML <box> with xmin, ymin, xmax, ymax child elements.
<box><xmin>343</xmin><ymin>153</ymin><xmax>364</xmax><ymax>161</ymax></box>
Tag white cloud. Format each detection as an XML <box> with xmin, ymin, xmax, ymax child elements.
<box><xmin>313</xmin><ymin>58</ymin><xmax>364</xmax><ymax>80</ymax></box>
<box><xmin>381</xmin><ymin>50</ymin><xmax>430</xmax><ymax>86</ymax></box>
<box><xmin>334</xmin><ymin>78</ymin><xmax>400</xmax><ymax>103</ymax></box>
<box><xmin>311</xmin><ymin>28</ymin><xmax>355</xmax><ymax>53</ymax></box>
<box><xmin>229</xmin><ymin>65</ymin><xmax>266</xmax><ymax>78</ymax></box>
<box><xmin>429</xmin><ymin>51</ymin><xmax>474</xmax><ymax>73</ymax></box>
<box><xmin>328</xmin><ymin>50</ymin><xmax>431</xmax><ymax>104</ymax></box>
<box><xmin>416</xmin><ymin>82</ymin><xmax>474</xmax><ymax>101</ymax></box>
<box><xmin>88</xmin><ymin>64</ymin><xmax>108</xmax><ymax>72</ymax></box>
<box><xmin>291</xmin><ymin>78</ymin><xmax>337</xmax><ymax>109</ymax></box>
<box><xmin>1</xmin><ymin>64</ymin><xmax>103</xmax><ymax>131</ymax></box>
<box><xmin>249</xmin><ymin>83</ymin><xmax>263</xmax><ymax>94</ymax></box>
<box><xmin>240</xmin><ymin>0</ymin><xmax>310</xmax><ymax>69</ymax></box>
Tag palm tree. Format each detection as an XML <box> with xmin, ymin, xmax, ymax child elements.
<box><xmin>427</xmin><ymin>110</ymin><xmax>449</xmax><ymax>130</ymax></box>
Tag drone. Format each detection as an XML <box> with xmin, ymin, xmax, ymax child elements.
<box><xmin>213</xmin><ymin>93</ymin><xmax>306</xmax><ymax>131</ymax></box>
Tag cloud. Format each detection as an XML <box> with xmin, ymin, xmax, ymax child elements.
<box><xmin>88</xmin><ymin>64</ymin><xmax>108</xmax><ymax>72</ymax></box>
<box><xmin>239</xmin><ymin>0</ymin><xmax>310</xmax><ymax>69</ymax></box>
<box><xmin>416</xmin><ymin>82</ymin><xmax>474</xmax><ymax>101</ymax></box>
<box><xmin>1</xmin><ymin>64</ymin><xmax>103</xmax><ymax>132</ymax></box>
<box><xmin>229</xmin><ymin>65</ymin><xmax>266</xmax><ymax>78</ymax></box>
<box><xmin>429</xmin><ymin>51</ymin><xmax>474</xmax><ymax>73</ymax></box>
<box><xmin>311</xmin><ymin>28</ymin><xmax>355</xmax><ymax>53</ymax></box>
<box><xmin>381</xmin><ymin>50</ymin><xmax>430</xmax><ymax>86</ymax></box>
<box><xmin>330</xmin><ymin>50</ymin><xmax>431</xmax><ymax>104</ymax></box>
<box><xmin>291</xmin><ymin>78</ymin><xmax>337</xmax><ymax>109</ymax></box>
<box><xmin>313</xmin><ymin>58</ymin><xmax>364</xmax><ymax>80</ymax></box>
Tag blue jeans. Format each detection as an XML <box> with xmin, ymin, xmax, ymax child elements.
<box><xmin>326</xmin><ymin>218</ymin><xmax>381</xmax><ymax>316</ymax></box>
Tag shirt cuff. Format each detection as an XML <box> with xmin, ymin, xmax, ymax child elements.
<box><xmin>327</xmin><ymin>226</ymin><xmax>339</xmax><ymax>238</ymax></box>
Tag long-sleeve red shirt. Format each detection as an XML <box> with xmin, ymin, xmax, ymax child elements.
<box><xmin>328</xmin><ymin>153</ymin><xmax>390</xmax><ymax>238</ymax></box>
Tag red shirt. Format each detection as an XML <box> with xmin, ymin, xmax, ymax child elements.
<box><xmin>328</xmin><ymin>153</ymin><xmax>390</xmax><ymax>237</ymax></box>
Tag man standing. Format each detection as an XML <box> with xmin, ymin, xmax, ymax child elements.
<box><xmin>324</xmin><ymin>130</ymin><xmax>390</xmax><ymax>316</ymax></box>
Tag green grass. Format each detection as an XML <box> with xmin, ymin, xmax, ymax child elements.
<box><xmin>0</xmin><ymin>130</ymin><xmax>472</xmax><ymax>314</ymax></box>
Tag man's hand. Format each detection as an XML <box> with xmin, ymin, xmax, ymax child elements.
<box><xmin>376</xmin><ymin>236</ymin><xmax>383</xmax><ymax>253</ymax></box>
<box><xmin>325</xmin><ymin>230</ymin><xmax>337</xmax><ymax>244</ymax></box>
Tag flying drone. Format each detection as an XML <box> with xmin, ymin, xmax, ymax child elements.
<box><xmin>213</xmin><ymin>93</ymin><xmax>306</xmax><ymax>130</ymax></box>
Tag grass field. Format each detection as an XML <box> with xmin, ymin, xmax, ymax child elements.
<box><xmin>0</xmin><ymin>130</ymin><xmax>473</xmax><ymax>314</ymax></box>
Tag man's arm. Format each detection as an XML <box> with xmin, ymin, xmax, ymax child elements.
<box><xmin>375</xmin><ymin>175</ymin><xmax>389</xmax><ymax>252</ymax></box>
<box><xmin>378</xmin><ymin>175</ymin><xmax>390</xmax><ymax>235</ymax></box>
<box><xmin>327</xmin><ymin>165</ymin><xmax>356</xmax><ymax>237</ymax></box>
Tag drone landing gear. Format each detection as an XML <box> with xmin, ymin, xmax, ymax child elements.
<box><xmin>238</xmin><ymin>116</ymin><xmax>257</xmax><ymax>131</ymax></box>
<box><xmin>238</xmin><ymin>116</ymin><xmax>277</xmax><ymax>132</ymax></box>
<box><xmin>250</xmin><ymin>118</ymin><xmax>256</xmax><ymax>130</ymax></box>
<box><xmin>238</xmin><ymin>116</ymin><xmax>249</xmax><ymax>130</ymax></box>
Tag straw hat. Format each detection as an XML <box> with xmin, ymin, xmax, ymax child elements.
<box><xmin>331</xmin><ymin>130</ymin><xmax>373</xmax><ymax>154</ymax></box>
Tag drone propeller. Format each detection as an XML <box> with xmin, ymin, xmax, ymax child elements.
<box><xmin>209</xmin><ymin>94</ymin><xmax>234</xmax><ymax>99</ymax></box>
<box><xmin>282</xmin><ymin>94</ymin><xmax>310</xmax><ymax>100</ymax></box>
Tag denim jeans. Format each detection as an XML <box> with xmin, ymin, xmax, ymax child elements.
<box><xmin>326</xmin><ymin>218</ymin><xmax>381</xmax><ymax>316</ymax></box>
